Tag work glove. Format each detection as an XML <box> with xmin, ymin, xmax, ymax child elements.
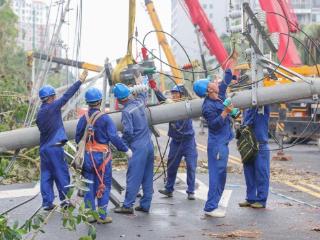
<box><xmin>126</xmin><ymin>149</ymin><xmax>133</xmax><ymax>159</ymax></box>
<box><xmin>148</xmin><ymin>79</ymin><xmax>158</xmax><ymax>90</ymax></box>
<box><xmin>79</xmin><ymin>69</ymin><xmax>88</xmax><ymax>83</ymax></box>
<box><xmin>230</xmin><ymin>108</ymin><xmax>241</xmax><ymax>119</ymax></box>
<box><xmin>223</xmin><ymin>98</ymin><xmax>233</xmax><ymax>114</ymax></box>
<box><xmin>223</xmin><ymin>98</ymin><xmax>232</xmax><ymax>108</ymax></box>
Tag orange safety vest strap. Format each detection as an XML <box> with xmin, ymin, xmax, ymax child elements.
<box><xmin>84</xmin><ymin>111</ymin><xmax>108</xmax><ymax>152</ymax></box>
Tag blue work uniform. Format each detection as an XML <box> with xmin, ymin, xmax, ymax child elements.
<box><xmin>152</xmin><ymin>89</ymin><xmax>198</xmax><ymax>194</ymax></box>
<box><xmin>75</xmin><ymin>108</ymin><xmax>128</xmax><ymax>219</ymax></box>
<box><xmin>243</xmin><ymin>106</ymin><xmax>270</xmax><ymax>207</ymax></box>
<box><xmin>121</xmin><ymin>93</ymin><xmax>154</xmax><ymax>211</ymax></box>
<box><xmin>202</xmin><ymin>69</ymin><xmax>234</xmax><ymax>212</ymax></box>
<box><xmin>36</xmin><ymin>80</ymin><xmax>82</xmax><ymax>208</ymax></box>
<box><xmin>165</xmin><ymin>119</ymin><xmax>198</xmax><ymax>194</ymax></box>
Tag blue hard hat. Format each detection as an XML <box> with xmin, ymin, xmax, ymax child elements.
<box><xmin>113</xmin><ymin>83</ymin><xmax>131</xmax><ymax>100</ymax></box>
<box><xmin>171</xmin><ymin>85</ymin><xmax>183</xmax><ymax>93</ymax></box>
<box><xmin>85</xmin><ymin>87</ymin><xmax>102</xmax><ymax>103</ymax></box>
<box><xmin>193</xmin><ymin>79</ymin><xmax>210</xmax><ymax>98</ymax></box>
<box><xmin>39</xmin><ymin>85</ymin><xmax>55</xmax><ymax>99</ymax></box>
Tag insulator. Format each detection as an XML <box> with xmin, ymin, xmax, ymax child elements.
<box><xmin>130</xmin><ymin>84</ymin><xmax>149</xmax><ymax>95</ymax></box>
<box><xmin>256</xmin><ymin>9</ymin><xmax>266</xmax><ymax>27</ymax></box>
<box><xmin>229</xmin><ymin>11</ymin><xmax>242</xmax><ymax>19</ymax></box>
<box><xmin>230</xmin><ymin>25</ymin><xmax>242</xmax><ymax>33</ymax></box>
<box><xmin>270</xmin><ymin>32</ymin><xmax>279</xmax><ymax>50</ymax></box>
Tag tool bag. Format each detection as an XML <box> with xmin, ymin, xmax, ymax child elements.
<box><xmin>236</xmin><ymin>125</ymin><xmax>259</xmax><ymax>164</ymax></box>
<box><xmin>73</xmin><ymin>111</ymin><xmax>105</xmax><ymax>170</ymax></box>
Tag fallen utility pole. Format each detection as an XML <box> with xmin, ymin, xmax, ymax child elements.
<box><xmin>0</xmin><ymin>79</ymin><xmax>320</xmax><ymax>152</ymax></box>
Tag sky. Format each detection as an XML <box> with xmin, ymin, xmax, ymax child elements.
<box><xmin>56</xmin><ymin>0</ymin><xmax>173</xmax><ymax>71</ymax></box>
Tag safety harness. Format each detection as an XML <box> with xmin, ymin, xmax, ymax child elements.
<box><xmin>84</xmin><ymin>111</ymin><xmax>112</xmax><ymax>199</ymax></box>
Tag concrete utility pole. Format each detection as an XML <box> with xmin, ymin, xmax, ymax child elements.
<box><xmin>0</xmin><ymin>79</ymin><xmax>320</xmax><ymax>152</ymax></box>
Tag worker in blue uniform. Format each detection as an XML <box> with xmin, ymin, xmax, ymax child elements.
<box><xmin>113</xmin><ymin>83</ymin><xmax>154</xmax><ymax>214</ymax></box>
<box><xmin>156</xmin><ymin>85</ymin><xmax>198</xmax><ymax>200</ymax></box>
<box><xmin>239</xmin><ymin>105</ymin><xmax>270</xmax><ymax>209</ymax></box>
<box><xmin>36</xmin><ymin>70</ymin><xmax>88</xmax><ymax>211</ymax></box>
<box><xmin>193</xmin><ymin>69</ymin><xmax>235</xmax><ymax>218</ymax></box>
<box><xmin>75</xmin><ymin>87</ymin><xmax>132</xmax><ymax>224</ymax></box>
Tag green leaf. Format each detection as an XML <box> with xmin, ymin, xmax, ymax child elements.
<box><xmin>62</xmin><ymin>219</ymin><xmax>68</xmax><ymax>227</ymax></box>
<box><xmin>88</xmin><ymin>225</ymin><xmax>96</xmax><ymax>240</ymax></box>
<box><xmin>77</xmin><ymin>215</ymin><xmax>82</xmax><ymax>225</ymax></box>
<box><xmin>66</xmin><ymin>188</ymin><xmax>75</xmax><ymax>199</ymax></box>
<box><xmin>97</xmin><ymin>208</ymin><xmax>106</xmax><ymax>215</ymax></box>
<box><xmin>79</xmin><ymin>237</ymin><xmax>93</xmax><ymax>240</ymax></box>
<box><xmin>13</xmin><ymin>220</ymin><xmax>19</xmax><ymax>229</ymax></box>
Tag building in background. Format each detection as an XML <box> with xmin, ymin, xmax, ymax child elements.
<box><xmin>229</xmin><ymin>0</ymin><xmax>320</xmax><ymax>27</ymax></box>
<box><xmin>171</xmin><ymin>0</ymin><xmax>228</xmax><ymax>67</ymax></box>
<box><xmin>11</xmin><ymin>0</ymin><xmax>51</xmax><ymax>51</ymax></box>
<box><xmin>291</xmin><ymin>0</ymin><xmax>320</xmax><ymax>24</ymax></box>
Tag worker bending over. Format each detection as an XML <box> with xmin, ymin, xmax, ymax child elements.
<box><xmin>193</xmin><ymin>69</ymin><xmax>236</xmax><ymax>218</ymax></box>
<box><xmin>239</xmin><ymin>106</ymin><xmax>270</xmax><ymax>208</ymax></box>
<box><xmin>75</xmin><ymin>87</ymin><xmax>131</xmax><ymax>224</ymax></box>
<box><xmin>154</xmin><ymin>85</ymin><xmax>198</xmax><ymax>200</ymax></box>
<box><xmin>113</xmin><ymin>83</ymin><xmax>154</xmax><ymax>214</ymax></box>
<box><xmin>36</xmin><ymin>70</ymin><xmax>88</xmax><ymax>211</ymax></box>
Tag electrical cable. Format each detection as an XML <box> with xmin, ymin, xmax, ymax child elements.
<box><xmin>142</xmin><ymin>30</ymin><xmax>195</xmax><ymax>82</ymax></box>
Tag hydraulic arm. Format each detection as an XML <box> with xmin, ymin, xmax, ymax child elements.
<box><xmin>144</xmin><ymin>0</ymin><xmax>183</xmax><ymax>84</ymax></box>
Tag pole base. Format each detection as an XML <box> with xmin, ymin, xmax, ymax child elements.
<box><xmin>272</xmin><ymin>151</ymin><xmax>292</xmax><ymax>161</ymax></box>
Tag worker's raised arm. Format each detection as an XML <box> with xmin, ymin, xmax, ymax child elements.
<box><xmin>54</xmin><ymin>70</ymin><xmax>88</xmax><ymax>109</ymax></box>
<box><xmin>218</xmin><ymin>69</ymin><xmax>233</xmax><ymax>101</ymax></box>
<box><xmin>149</xmin><ymin>79</ymin><xmax>167</xmax><ymax>103</ymax></box>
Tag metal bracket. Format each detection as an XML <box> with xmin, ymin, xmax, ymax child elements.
<box><xmin>312</xmin><ymin>94</ymin><xmax>319</xmax><ymax>102</ymax></box>
<box><xmin>242</xmin><ymin>31</ymin><xmax>262</xmax><ymax>55</ymax></box>
<box><xmin>242</xmin><ymin>2</ymin><xmax>277</xmax><ymax>53</ymax></box>
<box><xmin>185</xmin><ymin>101</ymin><xmax>192</xmax><ymax>117</ymax></box>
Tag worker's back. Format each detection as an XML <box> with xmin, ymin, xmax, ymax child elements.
<box><xmin>122</xmin><ymin>94</ymin><xmax>151</xmax><ymax>148</ymax></box>
<box><xmin>36</xmin><ymin>101</ymin><xmax>67</xmax><ymax>146</ymax></box>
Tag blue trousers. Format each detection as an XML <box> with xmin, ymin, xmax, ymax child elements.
<box><xmin>204</xmin><ymin>142</ymin><xmax>229</xmax><ymax>212</ymax></box>
<box><xmin>83</xmin><ymin>151</ymin><xmax>112</xmax><ymax>219</ymax></box>
<box><xmin>123</xmin><ymin>141</ymin><xmax>154</xmax><ymax>210</ymax></box>
<box><xmin>243</xmin><ymin>144</ymin><xmax>270</xmax><ymax>207</ymax></box>
<box><xmin>165</xmin><ymin>138</ymin><xmax>198</xmax><ymax>194</ymax></box>
<box><xmin>40</xmin><ymin>145</ymin><xmax>70</xmax><ymax>207</ymax></box>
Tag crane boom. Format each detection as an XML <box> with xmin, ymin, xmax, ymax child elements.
<box><xmin>259</xmin><ymin>0</ymin><xmax>302</xmax><ymax>67</ymax></box>
<box><xmin>145</xmin><ymin>0</ymin><xmax>183</xmax><ymax>84</ymax></box>
<box><xmin>183</xmin><ymin>0</ymin><xmax>233</xmax><ymax>69</ymax></box>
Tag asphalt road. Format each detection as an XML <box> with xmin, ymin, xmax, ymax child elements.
<box><xmin>1</xmin><ymin>120</ymin><xmax>319</xmax><ymax>239</ymax></box>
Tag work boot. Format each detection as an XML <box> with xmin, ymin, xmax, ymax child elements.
<box><xmin>239</xmin><ymin>201</ymin><xmax>251</xmax><ymax>207</ymax></box>
<box><xmin>135</xmin><ymin>206</ymin><xmax>149</xmax><ymax>213</ymax></box>
<box><xmin>187</xmin><ymin>193</ymin><xmax>196</xmax><ymax>200</ymax></box>
<box><xmin>114</xmin><ymin>206</ymin><xmax>134</xmax><ymax>214</ymax></box>
<box><xmin>250</xmin><ymin>202</ymin><xmax>265</xmax><ymax>209</ymax></box>
<box><xmin>97</xmin><ymin>216</ymin><xmax>112</xmax><ymax>224</ymax></box>
<box><xmin>158</xmin><ymin>189</ymin><xmax>173</xmax><ymax>197</ymax></box>
<box><xmin>204</xmin><ymin>208</ymin><xmax>226</xmax><ymax>218</ymax></box>
<box><xmin>43</xmin><ymin>204</ymin><xmax>56</xmax><ymax>211</ymax></box>
<box><xmin>87</xmin><ymin>216</ymin><xmax>97</xmax><ymax>224</ymax></box>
